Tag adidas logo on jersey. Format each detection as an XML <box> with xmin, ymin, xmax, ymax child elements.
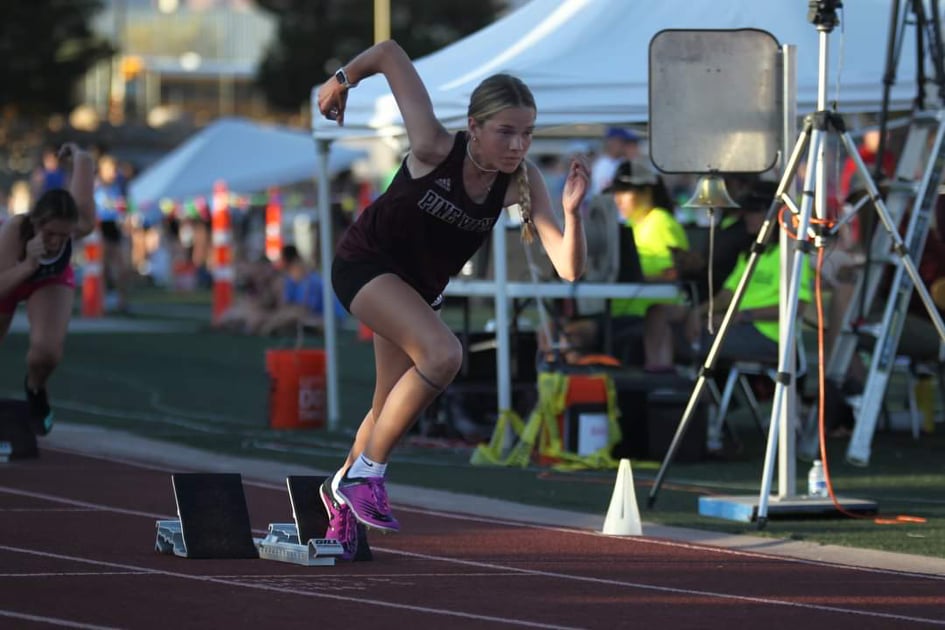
<box><xmin>435</xmin><ymin>177</ymin><xmax>452</xmax><ymax>191</ymax></box>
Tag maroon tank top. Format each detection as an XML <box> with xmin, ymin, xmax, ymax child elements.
<box><xmin>336</xmin><ymin>132</ymin><xmax>511</xmax><ymax>303</ymax></box>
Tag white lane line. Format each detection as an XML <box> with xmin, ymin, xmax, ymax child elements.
<box><xmin>388</xmin><ymin>547</ymin><xmax>945</xmax><ymax>627</ymax></box>
<box><xmin>42</xmin><ymin>445</ymin><xmax>945</xmax><ymax>583</ymax></box>
<box><xmin>0</xmin><ymin>609</ymin><xmax>119</xmax><ymax>629</ymax></box>
<box><xmin>0</xmin><ymin>486</ymin><xmax>174</xmax><ymax>520</ymax></box>
<box><xmin>0</xmin><ymin>571</ymin><xmax>150</xmax><ymax>577</ymax></box>
<box><xmin>0</xmin><ymin>508</ymin><xmax>98</xmax><ymax>513</ymax></box>
<box><xmin>0</xmin><ymin>485</ymin><xmax>943</xmax><ymax>625</ymax></box>
<box><xmin>211</xmin><ymin>572</ymin><xmax>532</xmax><ymax>579</ymax></box>
<box><xmin>5</xmin><ymin>471</ymin><xmax>945</xmax><ymax>588</ymax></box>
<box><xmin>393</xmin><ymin>504</ymin><xmax>945</xmax><ymax>583</ymax></box>
<box><xmin>0</xmin><ymin>545</ymin><xmax>576</xmax><ymax>630</ymax></box>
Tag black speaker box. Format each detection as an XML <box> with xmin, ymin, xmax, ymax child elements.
<box><xmin>454</xmin><ymin>331</ymin><xmax>539</xmax><ymax>383</ymax></box>
<box><xmin>610</xmin><ymin>372</ymin><xmax>706</xmax><ymax>462</ymax></box>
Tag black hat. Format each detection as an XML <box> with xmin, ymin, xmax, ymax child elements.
<box><xmin>606</xmin><ymin>159</ymin><xmax>660</xmax><ymax>193</ymax></box>
<box><xmin>736</xmin><ymin>179</ymin><xmax>778</xmax><ymax>211</ymax></box>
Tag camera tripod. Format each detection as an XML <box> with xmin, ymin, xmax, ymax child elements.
<box><xmin>647</xmin><ymin>0</ymin><xmax>945</xmax><ymax>527</ymax></box>
<box><xmin>808</xmin><ymin>0</ymin><xmax>945</xmax><ymax>466</ymax></box>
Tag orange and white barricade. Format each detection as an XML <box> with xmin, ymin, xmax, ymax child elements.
<box><xmin>265</xmin><ymin>187</ymin><xmax>283</xmax><ymax>263</ymax></box>
<box><xmin>211</xmin><ymin>181</ymin><xmax>233</xmax><ymax>323</ymax></box>
<box><xmin>81</xmin><ymin>227</ymin><xmax>104</xmax><ymax>318</ymax></box>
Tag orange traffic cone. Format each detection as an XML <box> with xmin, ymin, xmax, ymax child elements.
<box><xmin>265</xmin><ymin>187</ymin><xmax>282</xmax><ymax>263</ymax></box>
<box><xmin>81</xmin><ymin>228</ymin><xmax>104</xmax><ymax>318</ymax></box>
<box><xmin>211</xmin><ymin>180</ymin><xmax>233</xmax><ymax>324</ymax></box>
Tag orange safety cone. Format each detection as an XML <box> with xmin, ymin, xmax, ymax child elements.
<box><xmin>81</xmin><ymin>227</ymin><xmax>104</xmax><ymax>318</ymax></box>
<box><xmin>265</xmin><ymin>187</ymin><xmax>282</xmax><ymax>263</ymax></box>
<box><xmin>211</xmin><ymin>181</ymin><xmax>233</xmax><ymax>324</ymax></box>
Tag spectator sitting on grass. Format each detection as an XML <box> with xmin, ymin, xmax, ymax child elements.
<box><xmin>259</xmin><ymin>245</ymin><xmax>346</xmax><ymax>336</ymax></box>
<box><xmin>215</xmin><ymin>256</ymin><xmax>282</xmax><ymax>334</ymax></box>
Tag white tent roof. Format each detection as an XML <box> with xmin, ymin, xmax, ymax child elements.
<box><xmin>130</xmin><ymin>117</ymin><xmax>366</xmax><ymax>208</ymax></box>
<box><xmin>313</xmin><ymin>0</ymin><xmax>925</xmax><ymax>140</ymax></box>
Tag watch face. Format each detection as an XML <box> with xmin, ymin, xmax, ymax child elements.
<box><xmin>335</xmin><ymin>70</ymin><xmax>348</xmax><ymax>87</ymax></box>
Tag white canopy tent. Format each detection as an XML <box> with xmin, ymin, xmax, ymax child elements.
<box><xmin>313</xmin><ymin>0</ymin><xmax>924</xmax><ymax>139</ymax></box>
<box><xmin>310</xmin><ymin>0</ymin><xmax>928</xmax><ymax>428</ymax></box>
<box><xmin>130</xmin><ymin>117</ymin><xmax>366</xmax><ymax>208</ymax></box>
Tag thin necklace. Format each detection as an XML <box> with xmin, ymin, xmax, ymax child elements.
<box><xmin>466</xmin><ymin>141</ymin><xmax>499</xmax><ymax>173</ymax></box>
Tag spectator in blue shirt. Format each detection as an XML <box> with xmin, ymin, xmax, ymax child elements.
<box><xmin>259</xmin><ymin>245</ymin><xmax>346</xmax><ymax>336</ymax></box>
<box><xmin>30</xmin><ymin>145</ymin><xmax>67</xmax><ymax>199</ymax></box>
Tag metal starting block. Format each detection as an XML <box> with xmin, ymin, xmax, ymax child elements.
<box><xmin>153</xmin><ymin>473</ymin><xmax>372</xmax><ymax>564</ymax></box>
<box><xmin>155</xmin><ymin>519</ymin><xmax>187</xmax><ymax>557</ymax></box>
<box><xmin>154</xmin><ymin>473</ymin><xmax>259</xmax><ymax>559</ymax></box>
<box><xmin>255</xmin><ymin>522</ymin><xmax>345</xmax><ymax>566</ymax></box>
<box><xmin>285</xmin><ymin>475</ymin><xmax>372</xmax><ymax>561</ymax></box>
<box><xmin>0</xmin><ymin>399</ymin><xmax>38</xmax><ymax>461</ymax></box>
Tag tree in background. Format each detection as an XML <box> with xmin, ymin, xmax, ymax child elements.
<box><xmin>0</xmin><ymin>0</ymin><xmax>114</xmax><ymax>117</ymax></box>
<box><xmin>255</xmin><ymin>0</ymin><xmax>504</xmax><ymax>112</ymax></box>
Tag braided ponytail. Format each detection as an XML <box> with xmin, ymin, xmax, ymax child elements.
<box><xmin>516</xmin><ymin>163</ymin><xmax>535</xmax><ymax>243</ymax></box>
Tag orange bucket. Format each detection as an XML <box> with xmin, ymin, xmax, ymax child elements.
<box><xmin>265</xmin><ymin>348</ymin><xmax>326</xmax><ymax>429</ymax></box>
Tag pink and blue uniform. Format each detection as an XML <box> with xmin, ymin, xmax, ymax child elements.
<box><xmin>0</xmin><ymin>239</ymin><xmax>75</xmax><ymax>314</ymax></box>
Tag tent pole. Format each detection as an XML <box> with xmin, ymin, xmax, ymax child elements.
<box><xmin>493</xmin><ymin>212</ymin><xmax>512</xmax><ymax>413</ymax></box>
<box><xmin>777</xmin><ymin>43</ymin><xmax>799</xmax><ymax>498</ymax></box>
<box><xmin>316</xmin><ymin>137</ymin><xmax>341</xmax><ymax>429</ymax></box>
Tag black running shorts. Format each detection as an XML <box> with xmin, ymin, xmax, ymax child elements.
<box><xmin>331</xmin><ymin>255</ymin><xmax>443</xmax><ymax>314</ymax></box>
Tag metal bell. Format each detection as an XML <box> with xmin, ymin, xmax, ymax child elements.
<box><xmin>683</xmin><ymin>174</ymin><xmax>740</xmax><ymax>208</ymax></box>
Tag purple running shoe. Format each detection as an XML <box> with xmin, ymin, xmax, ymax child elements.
<box><xmin>335</xmin><ymin>475</ymin><xmax>400</xmax><ymax>532</ymax></box>
<box><xmin>319</xmin><ymin>478</ymin><xmax>358</xmax><ymax>561</ymax></box>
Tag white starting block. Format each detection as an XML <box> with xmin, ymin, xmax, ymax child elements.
<box><xmin>255</xmin><ymin>522</ymin><xmax>345</xmax><ymax>566</ymax></box>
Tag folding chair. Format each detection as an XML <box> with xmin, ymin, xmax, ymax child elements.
<box><xmin>707</xmin><ymin>327</ymin><xmax>808</xmax><ymax>447</ymax></box>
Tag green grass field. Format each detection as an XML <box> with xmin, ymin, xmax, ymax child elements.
<box><xmin>2</xmin><ymin>288</ymin><xmax>943</xmax><ymax>559</ymax></box>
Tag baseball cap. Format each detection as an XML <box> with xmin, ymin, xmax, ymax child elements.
<box><xmin>605</xmin><ymin>127</ymin><xmax>640</xmax><ymax>143</ymax></box>
<box><xmin>737</xmin><ymin>179</ymin><xmax>779</xmax><ymax>211</ymax></box>
<box><xmin>606</xmin><ymin>159</ymin><xmax>660</xmax><ymax>193</ymax></box>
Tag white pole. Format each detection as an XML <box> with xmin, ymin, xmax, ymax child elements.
<box><xmin>492</xmin><ymin>213</ymin><xmax>512</xmax><ymax>412</ymax></box>
<box><xmin>316</xmin><ymin>138</ymin><xmax>341</xmax><ymax>429</ymax></box>
<box><xmin>778</xmin><ymin>44</ymin><xmax>799</xmax><ymax>498</ymax></box>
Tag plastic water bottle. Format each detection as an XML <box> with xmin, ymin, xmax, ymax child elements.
<box><xmin>807</xmin><ymin>459</ymin><xmax>827</xmax><ymax>498</ymax></box>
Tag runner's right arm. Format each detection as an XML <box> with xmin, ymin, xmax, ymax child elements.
<box><xmin>0</xmin><ymin>217</ymin><xmax>40</xmax><ymax>299</ymax></box>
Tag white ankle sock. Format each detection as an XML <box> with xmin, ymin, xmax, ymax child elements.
<box><xmin>347</xmin><ymin>454</ymin><xmax>387</xmax><ymax>478</ymax></box>
<box><xmin>330</xmin><ymin>468</ymin><xmax>345</xmax><ymax>494</ymax></box>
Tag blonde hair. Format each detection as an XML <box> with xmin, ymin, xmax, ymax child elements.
<box><xmin>515</xmin><ymin>164</ymin><xmax>535</xmax><ymax>243</ymax></box>
<box><xmin>468</xmin><ymin>74</ymin><xmax>536</xmax><ymax>243</ymax></box>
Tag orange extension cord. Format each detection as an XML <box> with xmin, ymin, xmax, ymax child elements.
<box><xmin>780</xmin><ymin>206</ymin><xmax>926</xmax><ymax>526</ymax></box>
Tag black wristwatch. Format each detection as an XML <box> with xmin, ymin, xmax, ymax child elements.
<box><xmin>335</xmin><ymin>68</ymin><xmax>357</xmax><ymax>89</ymax></box>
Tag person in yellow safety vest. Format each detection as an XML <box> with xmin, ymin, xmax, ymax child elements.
<box><xmin>684</xmin><ymin>179</ymin><xmax>811</xmax><ymax>366</ymax></box>
<box><xmin>608</xmin><ymin>159</ymin><xmax>702</xmax><ymax>371</ymax></box>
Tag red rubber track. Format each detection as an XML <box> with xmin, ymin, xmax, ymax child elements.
<box><xmin>0</xmin><ymin>449</ymin><xmax>943</xmax><ymax>629</ymax></box>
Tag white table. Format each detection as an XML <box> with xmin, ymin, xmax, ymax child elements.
<box><xmin>443</xmin><ymin>221</ymin><xmax>684</xmax><ymax>412</ymax></box>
